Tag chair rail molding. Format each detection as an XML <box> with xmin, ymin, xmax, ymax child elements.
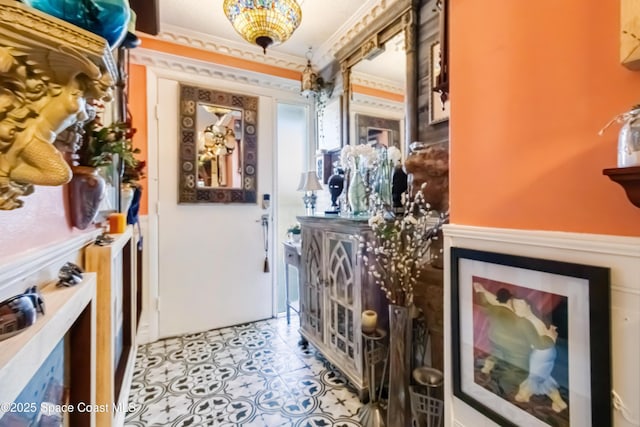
<box><xmin>0</xmin><ymin>230</ymin><xmax>100</xmax><ymax>301</ymax></box>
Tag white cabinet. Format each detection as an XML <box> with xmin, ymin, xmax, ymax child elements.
<box><xmin>298</xmin><ymin>216</ymin><xmax>388</xmax><ymax>398</ymax></box>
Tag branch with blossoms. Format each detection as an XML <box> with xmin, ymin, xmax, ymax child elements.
<box><xmin>361</xmin><ymin>185</ymin><xmax>448</xmax><ymax>306</ymax></box>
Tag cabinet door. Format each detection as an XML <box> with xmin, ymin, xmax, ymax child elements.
<box><xmin>300</xmin><ymin>228</ymin><xmax>324</xmax><ymax>342</ymax></box>
<box><xmin>324</xmin><ymin>232</ymin><xmax>361</xmax><ymax>376</ymax></box>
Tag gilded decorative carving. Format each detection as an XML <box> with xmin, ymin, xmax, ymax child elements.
<box><xmin>0</xmin><ymin>0</ymin><xmax>115</xmax><ymax>209</ymax></box>
<box><xmin>360</xmin><ymin>35</ymin><xmax>382</xmax><ymax>60</ymax></box>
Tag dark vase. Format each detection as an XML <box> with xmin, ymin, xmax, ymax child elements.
<box><xmin>392</xmin><ymin>165</ymin><xmax>408</xmax><ymax>208</ymax></box>
<box><xmin>23</xmin><ymin>0</ymin><xmax>131</xmax><ymax>48</ymax></box>
<box><xmin>69</xmin><ymin>166</ymin><xmax>106</xmax><ymax>230</ymax></box>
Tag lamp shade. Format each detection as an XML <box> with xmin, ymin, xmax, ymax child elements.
<box><xmin>298</xmin><ymin>171</ymin><xmax>323</xmax><ymax>191</ymax></box>
<box><xmin>223</xmin><ymin>0</ymin><xmax>302</xmax><ymax>54</ymax></box>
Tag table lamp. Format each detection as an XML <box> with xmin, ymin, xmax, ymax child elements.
<box><xmin>297</xmin><ymin>171</ymin><xmax>323</xmax><ymax>215</ymax></box>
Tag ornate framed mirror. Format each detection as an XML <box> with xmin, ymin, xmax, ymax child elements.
<box><xmin>178</xmin><ymin>84</ymin><xmax>258</xmax><ymax>204</ymax></box>
<box><xmin>335</xmin><ymin>0</ymin><xmax>418</xmax><ymax>150</ymax></box>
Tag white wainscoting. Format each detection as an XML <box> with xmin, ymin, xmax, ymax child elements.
<box><xmin>0</xmin><ymin>230</ymin><xmax>99</xmax><ymax>302</ymax></box>
<box><xmin>443</xmin><ymin>224</ymin><xmax>640</xmax><ymax>427</ymax></box>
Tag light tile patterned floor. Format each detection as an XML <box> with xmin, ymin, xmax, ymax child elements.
<box><xmin>124</xmin><ymin>317</ymin><xmax>364</xmax><ymax>426</ymax></box>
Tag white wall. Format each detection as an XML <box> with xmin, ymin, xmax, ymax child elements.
<box><xmin>444</xmin><ymin>225</ymin><xmax>640</xmax><ymax>427</ymax></box>
<box><xmin>276</xmin><ymin>103</ymin><xmax>307</xmax><ymax>313</ymax></box>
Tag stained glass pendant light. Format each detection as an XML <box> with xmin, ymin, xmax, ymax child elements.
<box><xmin>223</xmin><ymin>0</ymin><xmax>302</xmax><ymax>54</ymax></box>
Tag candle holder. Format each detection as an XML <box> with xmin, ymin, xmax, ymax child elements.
<box><xmin>410</xmin><ymin>367</ymin><xmax>444</xmax><ymax>427</ymax></box>
<box><xmin>359</xmin><ymin>329</ymin><xmax>388</xmax><ymax>427</ymax></box>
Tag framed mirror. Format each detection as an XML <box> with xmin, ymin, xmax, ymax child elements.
<box><xmin>335</xmin><ymin>0</ymin><xmax>418</xmax><ymax>150</ymax></box>
<box><xmin>178</xmin><ymin>84</ymin><xmax>258</xmax><ymax>204</ymax></box>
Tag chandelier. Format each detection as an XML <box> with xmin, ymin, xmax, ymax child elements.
<box><xmin>223</xmin><ymin>0</ymin><xmax>302</xmax><ymax>54</ymax></box>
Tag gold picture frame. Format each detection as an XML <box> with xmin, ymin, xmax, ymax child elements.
<box><xmin>430</xmin><ymin>41</ymin><xmax>450</xmax><ymax>124</ymax></box>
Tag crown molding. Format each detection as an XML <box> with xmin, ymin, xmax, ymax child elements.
<box><xmin>315</xmin><ymin>0</ymin><xmax>402</xmax><ymax>68</ymax></box>
<box><xmin>139</xmin><ymin>1</ymin><xmax>404</xmax><ymax>73</ymax></box>
<box><xmin>154</xmin><ymin>25</ymin><xmax>308</xmax><ymax>71</ymax></box>
<box><xmin>352</xmin><ymin>72</ymin><xmax>404</xmax><ymax>95</ymax></box>
<box><xmin>351</xmin><ymin>92</ymin><xmax>404</xmax><ymax>113</ymax></box>
<box><xmin>130</xmin><ymin>47</ymin><xmax>303</xmax><ymax>94</ymax></box>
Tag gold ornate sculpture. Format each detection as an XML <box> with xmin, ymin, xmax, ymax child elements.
<box><xmin>0</xmin><ymin>0</ymin><xmax>116</xmax><ymax>209</ymax></box>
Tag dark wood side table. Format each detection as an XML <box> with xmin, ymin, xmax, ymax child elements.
<box><xmin>283</xmin><ymin>240</ymin><xmax>301</xmax><ymax>324</ymax></box>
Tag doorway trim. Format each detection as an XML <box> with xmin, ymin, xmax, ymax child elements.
<box><xmin>138</xmin><ymin>61</ymin><xmax>312</xmax><ymax>343</ymax></box>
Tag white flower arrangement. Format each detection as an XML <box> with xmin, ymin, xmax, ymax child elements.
<box><xmin>361</xmin><ymin>184</ymin><xmax>448</xmax><ymax>306</ymax></box>
<box><xmin>340</xmin><ymin>144</ymin><xmax>379</xmax><ymax>170</ymax></box>
<box><xmin>387</xmin><ymin>146</ymin><xmax>402</xmax><ymax>166</ymax></box>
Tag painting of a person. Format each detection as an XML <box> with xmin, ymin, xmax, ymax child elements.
<box><xmin>473</xmin><ymin>282</ymin><xmax>568</xmax><ymax>414</ymax></box>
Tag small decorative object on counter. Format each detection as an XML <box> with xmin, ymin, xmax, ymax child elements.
<box><xmin>600</xmin><ymin>105</ymin><xmax>640</xmax><ymax>167</ymax></box>
<box><xmin>375</xmin><ymin>149</ymin><xmax>393</xmax><ymax>208</ymax></box>
<box><xmin>404</xmin><ymin>141</ymin><xmax>449</xmax><ymax>212</ymax></box>
<box><xmin>108</xmin><ymin>212</ymin><xmax>126</xmax><ymax>234</ymax></box>
<box><xmin>95</xmin><ymin>231</ymin><xmax>115</xmax><ymax>246</ymax></box>
<box><xmin>326</xmin><ymin>167</ymin><xmax>345</xmax><ymax>214</ymax></box>
<box><xmin>287</xmin><ymin>223</ymin><xmax>301</xmax><ymax>243</ymax></box>
<box><xmin>0</xmin><ymin>286</ymin><xmax>45</xmax><ymax>341</ymax></box>
<box><xmin>56</xmin><ymin>262</ymin><xmax>84</xmax><ymax>287</ymax></box>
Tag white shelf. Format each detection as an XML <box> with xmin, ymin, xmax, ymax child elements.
<box><xmin>0</xmin><ymin>274</ymin><xmax>96</xmax><ymax>405</ymax></box>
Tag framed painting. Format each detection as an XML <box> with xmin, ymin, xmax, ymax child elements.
<box><xmin>450</xmin><ymin>247</ymin><xmax>611</xmax><ymax>427</ymax></box>
<box><xmin>429</xmin><ymin>41</ymin><xmax>450</xmax><ymax>124</ymax></box>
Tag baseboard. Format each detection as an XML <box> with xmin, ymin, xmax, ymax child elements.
<box><xmin>136</xmin><ymin>317</ymin><xmax>151</xmax><ymax>345</ymax></box>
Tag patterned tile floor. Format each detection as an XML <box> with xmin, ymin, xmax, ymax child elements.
<box><xmin>124</xmin><ymin>317</ymin><xmax>364</xmax><ymax>426</ymax></box>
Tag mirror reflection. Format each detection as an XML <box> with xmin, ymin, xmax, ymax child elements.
<box><xmin>350</xmin><ymin>31</ymin><xmax>405</xmax><ymax>150</ymax></box>
<box><xmin>196</xmin><ymin>104</ymin><xmax>243</xmax><ymax>189</ymax></box>
<box><xmin>367</xmin><ymin>127</ymin><xmax>392</xmax><ymax>148</ymax></box>
<box><xmin>351</xmin><ymin>31</ymin><xmax>406</xmax><ymax>90</ymax></box>
<box><xmin>178</xmin><ymin>84</ymin><xmax>258</xmax><ymax>204</ymax></box>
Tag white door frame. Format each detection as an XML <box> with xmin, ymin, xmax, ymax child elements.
<box><xmin>140</xmin><ymin>60</ymin><xmax>312</xmax><ymax>343</ymax></box>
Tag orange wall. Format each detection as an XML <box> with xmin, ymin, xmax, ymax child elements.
<box><xmin>129</xmin><ymin>63</ymin><xmax>148</xmax><ymax>216</ymax></box>
<box><xmin>450</xmin><ymin>0</ymin><xmax>640</xmax><ymax>236</ymax></box>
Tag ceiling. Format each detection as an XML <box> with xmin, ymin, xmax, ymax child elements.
<box><xmin>157</xmin><ymin>0</ymin><xmax>405</xmax><ymax>88</ymax></box>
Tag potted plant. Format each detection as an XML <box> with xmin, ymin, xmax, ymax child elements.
<box><xmin>287</xmin><ymin>223</ymin><xmax>301</xmax><ymax>243</ymax></box>
<box><xmin>69</xmin><ymin>103</ymin><xmax>143</xmax><ymax>229</ymax></box>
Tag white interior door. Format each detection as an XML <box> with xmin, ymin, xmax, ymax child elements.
<box><xmin>156</xmin><ymin>78</ymin><xmax>274</xmax><ymax>338</ymax></box>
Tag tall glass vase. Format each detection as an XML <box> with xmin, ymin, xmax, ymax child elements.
<box><xmin>348</xmin><ymin>166</ymin><xmax>367</xmax><ymax>215</ymax></box>
<box><xmin>376</xmin><ymin>154</ymin><xmax>392</xmax><ymax>207</ymax></box>
<box><xmin>388</xmin><ymin>304</ymin><xmax>412</xmax><ymax>427</ymax></box>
